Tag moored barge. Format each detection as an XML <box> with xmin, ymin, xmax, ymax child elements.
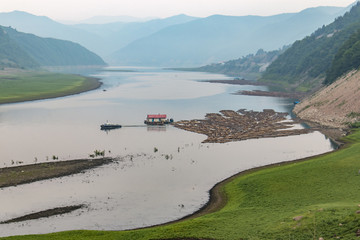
<box><xmin>144</xmin><ymin>114</ymin><xmax>173</xmax><ymax>125</ymax></box>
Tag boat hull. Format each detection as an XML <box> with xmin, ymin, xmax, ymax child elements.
<box><xmin>100</xmin><ymin>124</ymin><xmax>122</xmax><ymax>130</ymax></box>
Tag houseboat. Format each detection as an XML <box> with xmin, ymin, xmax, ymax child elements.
<box><xmin>144</xmin><ymin>114</ymin><xmax>173</xmax><ymax>125</ymax></box>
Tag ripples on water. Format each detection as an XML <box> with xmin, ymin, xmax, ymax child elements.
<box><xmin>0</xmin><ymin>67</ymin><xmax>334</xmax><ymax>236</ymax></box>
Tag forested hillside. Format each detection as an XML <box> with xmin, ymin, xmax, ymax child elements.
<box><xmin>325</xmin><ymin>28</ymin><xmax>360</xmax><ymax>84</ymax></box>
<box><xmin>2</xmin><ymin>26</ymin><xmax>106</xmax><ymax>66</ymax></box>
<box><xmin>0</xmin><ymin>28</ymin><xmax>38</xmax><ymax>69</ymax></box>
<box><xmin>261</xmin><ymin>2</ymin><xmax>360</xmax><ymax>92</ymax></box>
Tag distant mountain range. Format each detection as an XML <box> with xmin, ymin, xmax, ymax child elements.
<box><xmin>0</xmin><ymin>26</ymin><xmax>105</xmax><ymax>69</ymax></box>
<box><xmin>0</xmin><ymin>11</ymin><xmax>197</xmax><ymax>59</ymax></box>
<box><xmin>0</xmin><ymin>6</ymin><xmax>352</xmax><ymax>67</ymax></box>
<box><xmin>72</xmin><ymin>14</ymin><xmax>198</xmax><ymax>57</ymax></box>
<box><xmin>111</xmin><ymin>6</ymin><xmax>351</xmax><ymax>67</ymax></box>
<box><xmin>62</xmin><ymin>15</ymin><xmax>156</xmax><ymax>25</ymax></box>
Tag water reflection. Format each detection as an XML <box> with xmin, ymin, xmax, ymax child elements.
<box><xmin>147</xmin><ymin>125</ymin><xmax>167</xmax><ymax>132</ymax></box>
<box><xmin>100</xmin><ymin>128</ymin><xmax>122</xmax><ymax>133</ymax></box>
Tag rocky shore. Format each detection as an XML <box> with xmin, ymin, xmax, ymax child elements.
<box><xmin>173</xmin><ymin>109</ymin><xmax>312</xmax><ymax>143</ymax></box>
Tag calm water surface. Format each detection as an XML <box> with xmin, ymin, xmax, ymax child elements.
<box><xmin>0</xmin><ymin>67</ymin><xmax>333</xmax><ymax>236</ymax></box>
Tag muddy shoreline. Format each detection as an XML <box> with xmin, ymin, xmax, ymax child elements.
<box><xmin>0</xmin><ymin>158</ymin><xmax>112</xmax><ymax>224</ymax></box>
<box><xmin>0</xmin><ymin>205</ymin><xmax>85</xmax><ymax>224</ymax></box>
<box><xmin>204</xmin><ymin>79</ymin><xmax>305</xmax><ymax>99</ymax></box>
<box><xmin>291</xmin><ymin>116</ymin><xmax>348</xmax><ymax>146</ymax></box>
<box><xmin>235</xmin><ymin>90</ymin><xmax>305</xmax><ymax>99</ymax></box>
<box><xmin>202</xmin><ymin>79</ymin><xmax>264</xmax><ymax>86</ymax></box>
<box><xmin>0</xmin><ymin>157</ymin><xmax>112</xmax><ymax>188</ymax></box>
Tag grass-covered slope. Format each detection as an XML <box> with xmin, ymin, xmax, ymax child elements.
<box><xmin>262</xmin><ymin>2</ymin><xmax>360</xmax><ymax>92</ymax></box>
<box><xmin>0</xmin><ymin>71</ymin><xmax>101</xmax><ymax>104</ymax></box>
<box><xmin>4</xmin><ymin>129</ymin><xmax>360</xmax><ymax>239</ymax></box>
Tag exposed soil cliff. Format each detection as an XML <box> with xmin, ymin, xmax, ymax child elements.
<box><xmin>293</xmin><ymin>70</ymin><xmax>360</xmax><ymax>129</ymax></box>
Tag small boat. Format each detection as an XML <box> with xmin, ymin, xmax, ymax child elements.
<box><xmin>144</xmin><ymin>114</ymin><xmax>174</xmax><ymax>125</ymax></box>
<box><xmin>100</xmin><ymin>122</ymin><xmax>122</xmax><ymax>130</ymax></box>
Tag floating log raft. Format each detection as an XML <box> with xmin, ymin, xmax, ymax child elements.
<box><xmin>172</xmin><ymin>109</ymin><xmax>312</xmax><ymax>143</ymax></box>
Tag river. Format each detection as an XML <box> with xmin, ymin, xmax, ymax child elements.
<box><xmin>0</xmin><ymin>67</ymin><xmax>334</xmax><ymax>236</ymax></box>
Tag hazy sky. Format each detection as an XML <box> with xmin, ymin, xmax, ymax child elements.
<box><xmin>0</xmin><ymin>0</ymin><xmax>356</xmax><ymax>21</ymax></box>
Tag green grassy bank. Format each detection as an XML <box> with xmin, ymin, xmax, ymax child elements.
<box><xmin>0</xmin><ymin>71</ymin><xmax>101</xmax><ymax>104</ymax></box>
<box><xmin>3</xmin><ymin>130</ymin><xmax>360</xmax><ymax>239</ymax></box>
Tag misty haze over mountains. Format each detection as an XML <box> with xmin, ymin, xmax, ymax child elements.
<box><xmin>0</xmin><ymin>4</ymin><xmax>354</xmax><ymax>67</ymax></box>
<box><xmin>60</xmin><ymin>16</ymin><xmax>156</xmax><ymax>25</ymax></box>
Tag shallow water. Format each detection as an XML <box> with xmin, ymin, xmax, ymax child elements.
<box><xmin>0</xmin><ymin>67</ymin><xmax>334</xmax><ymax>236</ymax></box>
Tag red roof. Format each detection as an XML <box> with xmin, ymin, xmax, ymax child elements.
<box><xmin>147</xmin><ymin>114</ymin><xmax>166</xmax><ymax>119</ymax></box>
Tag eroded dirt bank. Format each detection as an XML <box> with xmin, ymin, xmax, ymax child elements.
<box><xmin>293</xmin><ymin>70</ymin><xmax>360</xmax><ymax>129</ymax></box>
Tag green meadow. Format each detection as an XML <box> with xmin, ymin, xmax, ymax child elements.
<box><xmin>0</xmin><ymin>71</ymin><xmax>100</xmax><ymax>104</ymax></box>
<box><xmin>2</xmin><ymin>129</ymin><xmax>360</xmax><ymax>239</ymax></box>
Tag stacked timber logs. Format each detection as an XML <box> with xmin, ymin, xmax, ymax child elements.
<box><xmin>172</xmin><ymin>109</ymin><xmax>311</xmax><ymax>143</ymax></box>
